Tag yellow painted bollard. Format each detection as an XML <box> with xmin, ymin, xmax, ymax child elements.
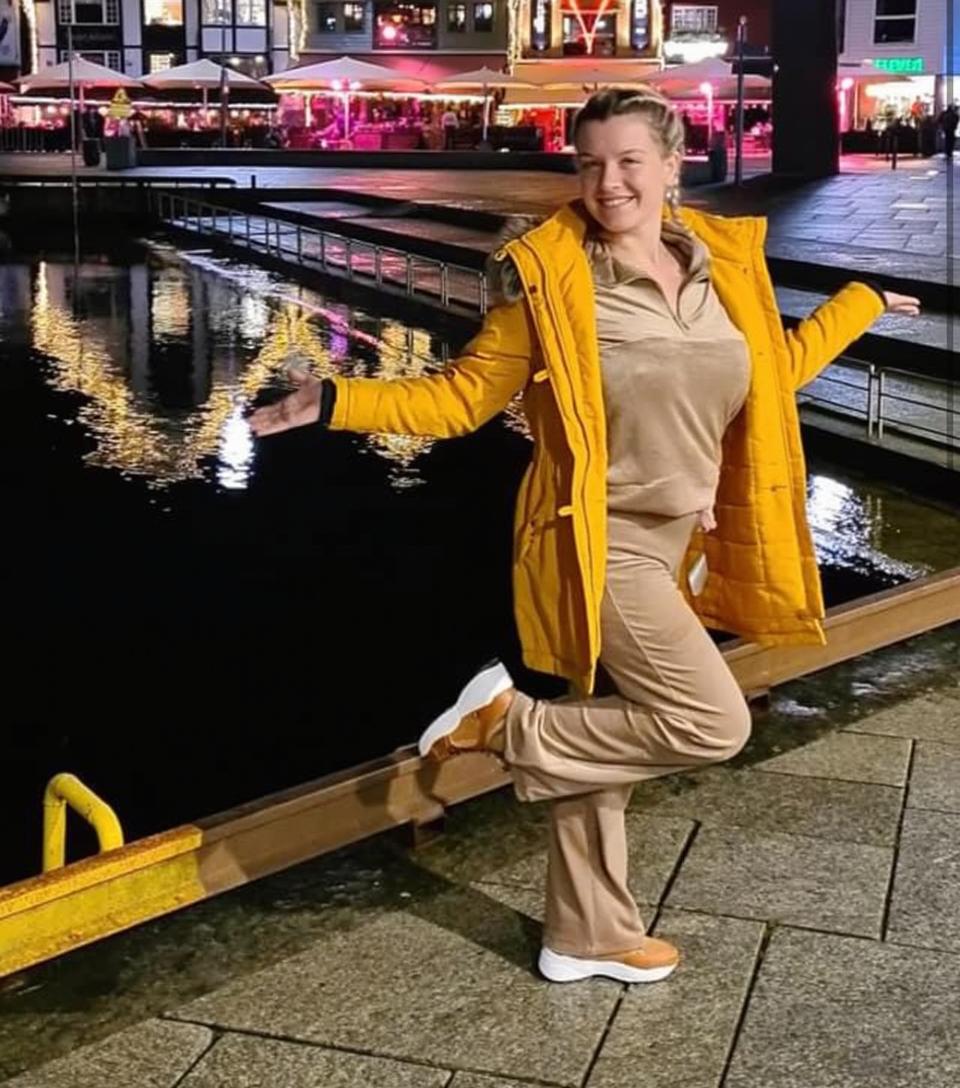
<box><xmin>42</xmin><ymin>773</ymin><xmax>124</xmax><ymax>873</ymax></box>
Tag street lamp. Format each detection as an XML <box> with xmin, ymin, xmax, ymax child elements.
<box><xmin>699</xmin><ymin>81</ymin><xmax>714</xmax><ymax>134</ymax></box>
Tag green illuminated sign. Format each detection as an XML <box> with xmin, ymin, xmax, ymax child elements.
<box><xmin>872</xmin><ymin>57</ymin><xmax>924</xmax><ymax>74</ymax></box>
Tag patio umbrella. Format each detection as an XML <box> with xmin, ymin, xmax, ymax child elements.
<box><xmin>265</xmin><ymin>57</ymin><xmax>427</xmax><ymax>137</ymax></box>
<box><xmin>528</xmin><ymin>65</ymin><xmax>652</xmax><ymax>91</ymax></box>
<box><xmin>143</xmin><ymin>58</ymin><xmax>266</xmax><ymax>132</ymax></box>
<box><xmin>18</xmin><ymin>57</ymin><xmax>142</xmax><ymax>100</ymax></box>
<box><xmin>432</xmin><ymin>67</ymin><xmax>535</xmax><ymax>142</ymax></box>
<box><xmin>645</xmin><ymin>57</ymin><xmax>770</xmax><ymax>99</ymax></box>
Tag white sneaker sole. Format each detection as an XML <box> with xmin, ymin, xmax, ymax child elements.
<box><xmin>417</xmin><ymin>661</ymin><xmax>514</xmax><ymax>759</ymax></box>
<box><xmin>538</xmin><ymin>946</ymin><xmax>678</xmax><ymax>984</ymax></box>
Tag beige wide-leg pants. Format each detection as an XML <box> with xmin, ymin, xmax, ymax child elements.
<box><xmin>502</xmin><ymin>509</ymin><xmax>752</xmax><ymax>957</ymax></box>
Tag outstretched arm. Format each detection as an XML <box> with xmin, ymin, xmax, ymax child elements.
<box><xmin>250</xmin><ymin>298</ymin><xmax>535</xmax><ymax>440</ymax></box>
<box><xmin>786</xmin><ymin>282</ymin><xmax>919</xmax><ymax>391</ymax></box>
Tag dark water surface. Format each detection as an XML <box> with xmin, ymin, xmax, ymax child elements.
<box><xmin>2</xmin><ymin>239</ymin><xmax>957</xmax><ymax>886</ymax></box>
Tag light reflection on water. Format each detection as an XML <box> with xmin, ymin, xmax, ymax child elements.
<box><xmin>4</xmin><ymin>246</ymin><xmax>456</xmax><ymax>490</ymax></box>
<box><xmin>0</xmin><ymin>244</ymin><xmax>955</xmax><ymax>575</ymax></box>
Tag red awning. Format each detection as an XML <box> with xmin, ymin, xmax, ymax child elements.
<box><xmin>295</xmin><ymin>54</ymin><xmax>508</xmax><ymax>84</ymax></box>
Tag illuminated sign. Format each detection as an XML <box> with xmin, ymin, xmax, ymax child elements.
<box><xmin>871</xmin><ymin>56</ymin><xmax>924</xmax><ymax>74</ymax></box>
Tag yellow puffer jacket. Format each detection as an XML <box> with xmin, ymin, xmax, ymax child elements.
<box><xmin>330</xmin><ymin>202</ymin><xmax>885</xmax><ymax>693</ymax></box>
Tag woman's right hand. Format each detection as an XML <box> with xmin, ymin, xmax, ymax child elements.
<box><xmin>249</xmin><ymin>370</ymin><xmax>323</xmax><ymax>437</ymax></box>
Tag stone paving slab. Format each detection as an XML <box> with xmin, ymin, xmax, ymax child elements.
<box><xmin>754</xmin><ymin>730</ymin><xmax>911</xmax><ymax>787</ymax></box>
<box><xmin>886</xmin><ymin>807</ymin><xmax>960</xmax><ymax>954</ymax></box>
<box><xmin>724</xmin><ymin>927</ymin><xmax>960</xmax><ymax>1088</ymax></box>
<box><xmin>586</xmin><ymin>910</ymin><xmax>763</xmax><ymax>1088</ymax></box>
<box><xmin>3</xmin><ymin>1019</ymin><xmax>213</xmax><ymax>1088</ymax></box>
<box><xmin>179</xmin><ymin>1033</ymin><xmax>449</xmax><ymax>1088</ymax></box>
<box><xmin>172</xmin><ymin>890</ymin><xmax>620</xmax><ymax>1087</ymax></box>
<box><xmin>665</xmin><ymin>826</ymin><xmax>892</xmax><ymax>937</ymax></box>
<box><xmin>449</xmin><ymin>1076</ymin><xmax>542</xmax><ymax>1088</ymax></box>
<box><xmin>435</xmin><ymin>813</ymin><xmax>693</xmax><ymax>909</ymax></box>
<box><xmin>633</xmin><ymin>768</ymin><xmax>903</xmax><ymax>847</ymax></box>
<box><xmin>907</xmin><ymin>740</ymin><xmax>960</xmax><ymax>813</ymax></box>
<box><xmin>842</xmin><ymin>685</ymin><xmax>960</xmax><ymax>745</ymax></box>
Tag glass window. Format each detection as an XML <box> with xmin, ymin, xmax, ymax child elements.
<box><xmin>473</xmin><ymin>2</ymin><xmax>493</xmax><ymax>31</ymax></box>
<box><xmin>874</xmin><ymin>0</ymin><xmax>916</xmax><ymax>43</ymax></box>
<box><xmin>373</xmin><ymin>3</ymin><xmax>437</xmax><ymax>49</ymax></box>
<box><xmin>316</xmin><ymin>1</ymin><xmax>338</xmax><ymax>30</ymax></box>
<box><xmin>148</xmin><ymin>53</ymin><xmax>177</xmax><ymax>73</ymax></box>
<box><xmin>562</xmin><ymin>4</ymin><xmax>615</xmax><ymax>56</ymax></box>
<box><xmin>144</xmin><ymin>0</ymin><xmax>184</xmax><ymax>25</ymax></box>
<box><xmin>236</xmin><ymin>0</ymin><xmax>266</xmax><ymax>24</ymax></box>
<box><xmin>448</xmin><ymin>2</ymin><xmax>466</xmax><ymax>30</ymax></box>
<box><xmin>670</xmin><ymin>4</ymin><xmax>717</xmax><ymax>33</ymax></box>
<box><xmin>61</xmin><ymin>0</ymin><xmax>120</xmax><ymax>24</ymax></box>
<box><xmin>344</xmin><ymin>1</ymin><xmax>365</xmax><ymax>30</ymax></box>
<box><xmin>529</xmin><ymin>0</ymin><xmax>550</xmax><ymax>51</ymax></box>
<box><xmin>202</xmin><ymin>0</ymin><xmax>231</xmax><ymax>24</ymax></box>
<box><xmin>631</xmin><ymin>0</ymin><xmax>648</xmax><ymax>49</ymax></box>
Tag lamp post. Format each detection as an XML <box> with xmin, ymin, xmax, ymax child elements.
<box><xmin>734</xmin><ymin>14</ymin><xmax>747</xmax><ymax>185</ymax></box>
<box><xmin>699</xmin><ymin>80</ymin><xmax>714</xmax><ymax>137</ymax></box>
<box><xmin>220</xmin><ymin>20</ymin><xmax>228</xmax><ymax>145</ymax></box>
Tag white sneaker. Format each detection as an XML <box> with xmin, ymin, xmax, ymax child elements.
<box><xmin>539</xmin><ymin>939</ymin><xmax>680</xmax><ymax>984</ymax></box>
<box><xmin>417</xmin><ymin>660</ymin><xmax>514</xmax><ymax>760</ymax></box>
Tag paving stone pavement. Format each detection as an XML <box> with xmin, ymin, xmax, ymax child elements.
<box><xmin>3</xmin><ymin>676</ymin><xmax>960</xmax><ymax>1087</ymax></box>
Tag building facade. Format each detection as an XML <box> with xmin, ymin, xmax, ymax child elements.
<box><xmin>24</xmin><ymin>0</ymin><xmax>293</xmax><ymax>78</ymax></box>
<box><xmin>838</xmin><ymin>0</ymin><xmax>958</xmax><ymax>111</ymax></box>
<box><xmin>662</xmin><ymin>2</ymin><xmax>770</xmax><ymax>63</ymax></box>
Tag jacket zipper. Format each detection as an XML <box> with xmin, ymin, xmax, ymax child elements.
<box><xmin>517</xmin><ymin>236</ymin><xmax>600</xmax><ymax>663</ymax></box>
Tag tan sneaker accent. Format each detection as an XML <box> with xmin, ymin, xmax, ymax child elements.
<box><xmin>427</xmin><ymin>689</ymin><xmax>514</xmax><ymax>762</ymax></box>
<box><xmin>596</xmin><ymin>937</ymin><xmax>680</xmax><ymax>971</ymax></box>
<box><xmin>538</xmin><ymin>938</ymin><xmax>680</xmax><ymax>984</ymax></box>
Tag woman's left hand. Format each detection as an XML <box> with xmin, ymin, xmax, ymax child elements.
<box><xmin>882</xmin><ymin>291</ymin><xmax>921</xmax><ymax>316</ymax></box>
<box><xmin>697</xmin><ymin>507</ymin><xmax>717</xmax><ymax>532</ymax></box>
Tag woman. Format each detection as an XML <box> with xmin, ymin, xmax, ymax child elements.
<box><xmin>250</xmin><ymin>89</ymin><xmax>920</xmax><ymax>986</ymax></box>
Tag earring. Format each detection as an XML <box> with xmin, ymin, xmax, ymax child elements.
<box><xmin>666</xmin><ymin>183</ymin><xmax>681</xmax><ymax>219</ymax></box>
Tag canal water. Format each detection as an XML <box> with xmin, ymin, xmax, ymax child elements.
<box><xmin>2</xmin><ymin>238</ymin><xmax>958</xmax><ymax>887</ymax></box>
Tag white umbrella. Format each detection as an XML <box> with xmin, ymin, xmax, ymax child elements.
<box><xmin>646</xmin><ymin>56</ymin><xmax>770</xmax><ymax>98</ymax></box>
<box><xmin>19</xmin><ymin>57</ymin><xmax>142</xmax><ymax>94</ymax></box>
<box><xmin>143</xmin><ymin>58</ymin><xmax>265</xmax><ymax>125</ymax></box>
<box><xmin>530</xmin><ymin>65</ymin><xmax>652</xmax><ymax>91</ymax></box>
<box><xmin>264</xmin><ymin>56</ymin><xmax>427</xmax><ymax>138</ymax></box>
<box><xmin>142</xmin><ymin>58</ymin><xmax>264</xmax><ymax>91</ymax></box>
<box><xmin>432</xmin><ymin>66</ymin><xmax>535</xmax><ymax>142</ymax></box>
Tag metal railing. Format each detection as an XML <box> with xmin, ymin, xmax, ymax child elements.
<box><xmin>0</xmin><ymin>127</ymin><xmax>52</xmax><ymax>153</ymax></box>
<box><xmin>152</xmin><ymin>191</ymin><xmax>490</xmax><ymax>315</ymax></box>
<box><xmin>799</xmin><ymin>358</ymin><xmax>959</xmax><ymax>454</ymax></box>
<box><xmin>42</xmin><ymin>773</ymin><xmax>125</xmax><ymax>873</ymax></box>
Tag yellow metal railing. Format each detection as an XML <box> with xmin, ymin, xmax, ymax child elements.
<box><xmin>42</xmin><ymin>773</ymin><xmax>124</xmax><ymax>873</ymax></box>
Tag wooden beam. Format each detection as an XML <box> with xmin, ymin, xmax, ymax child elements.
<box><xmin>2</xmin><ymin>567</ymin><xmax>957</xmax><ymax>978</ymax></box>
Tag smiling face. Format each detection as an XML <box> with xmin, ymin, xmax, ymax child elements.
<box><xmin>575</xmin><ymin>112</ymin><xmax>682</xmax><ymax>237</ymax></box>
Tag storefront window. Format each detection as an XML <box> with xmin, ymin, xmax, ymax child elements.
<box><xmin>373</xmin><ymin>3</ymin><xmax>437</xmax><ymax>49</ymax></box>
<box><xmin>529</xmin><ymin>0</ymin><xmax>550</xmax><ymax>51</ymax></box>
<box><xmin>670</xmin><ymin>4</ymin><xmax>717</xmax><ymax>34</ymax></box>
<box><xmin>236</xmin><ymin>0</ymin><xmax>266</xmax><ymax>25</ymax></box>
<box><xmin>562</xmin><ymin>4</ymin><xmax>616</xmax><ymax>56</ymax></box>
<box><xmin>148</xmin><ymin>53</ymin><xmax>178</xmax><ymax>72</ymax></box>
<box><xmin>144</xmin><ymin>0</ymin><xmax>184</xmax><ymax>25</ymax></box>
<box><xmin>344</xmin><ymin>2</ymin><xmax>365</xmax><ymax>30</ymax></box>
<box><xmin>473</xmin><ymin>2</ymin><xmax>493</xmax><ymax>31</ymax></box>
<box><xmin>317</xmin><ymin>1</ymin><xmax>338</xmax><ymax>30</ymax></box>
<box><xmin>874</xmin><ymin>0</ymin><xmax>916</xmax><ymax>44</ymax></box>
<box><xmin>59</xmin><ymin>0</ymin><xmax>120</xmax><ymax>24</ymax></box>
<box><xmin>448</xmin><ymin>2</ymin><xmax>466</xmax><ymax>30</ymax></box>
<box><xmin>202</xmin><ymin>0</ymin><xmax>231</xmax><ymax>24</ymax></box>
